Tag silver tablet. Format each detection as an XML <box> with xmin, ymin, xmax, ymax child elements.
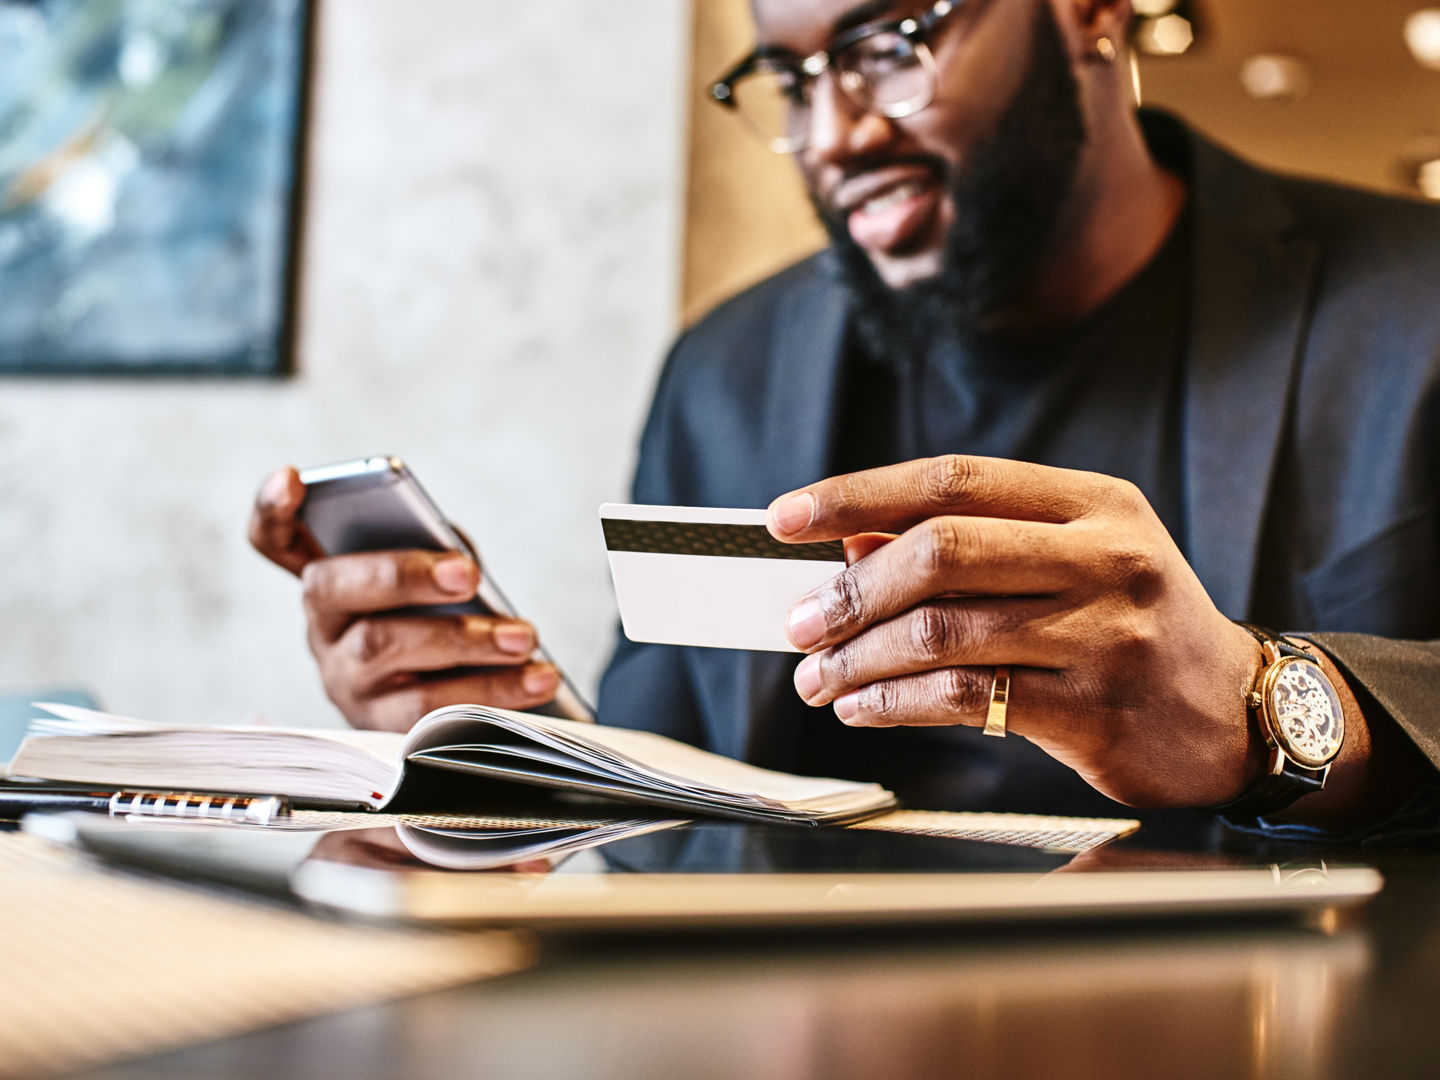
<box><xmin>23</xmin><ymin>812</ymin><xmax>1382</xmax><ymax>932</ymax></box>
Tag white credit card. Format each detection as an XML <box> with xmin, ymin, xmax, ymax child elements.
<box><xmin>600</xmin><ymin>504</ymin><xmax>847</xmax><ymax>652</ymax></box>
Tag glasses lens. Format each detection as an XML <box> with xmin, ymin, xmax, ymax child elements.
<box><xmin>728</xmin><ymin>65</ymin><xmax>811</xmax><ymax>153</ymax></box>
<box><xmin>835</xmin><ymin>30</ymin><xmax>931</xmax><ymax>115</ymax></box>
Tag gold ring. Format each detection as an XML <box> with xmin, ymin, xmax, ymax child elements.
<box><xmin>983</xmin><ymin>666</ymin><xmax>1010</xmax><ymax>737</ymax></box>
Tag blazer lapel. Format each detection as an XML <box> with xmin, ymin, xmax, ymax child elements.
<box><xmin>1183</xmin><ymin>136</ymin><xmax>1320</xmax><ymax>618</ymax></box>
<box><xmin>759</xmin><ymin>254</ymin><xmax>852</xmax><ymax>499</ymax></box>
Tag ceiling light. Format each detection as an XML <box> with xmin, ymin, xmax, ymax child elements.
<box><xmin>1406</xmin><ymin>9</ymin><xmax>1440</xmax><ymax>70</ymax></box>
<box><xmin>1135</xmin><ymin>14</ymin><xmax>1195</xmax><ymax>56</ymax></box>
<box><xmin>1132</xmin><ymin>0</ymin><xmax>1178</xmax><ymax>16</ymax></box>
<box><xmin>1240</xmin><ymin>54</ymin><xmax>1312</xmax><ymax>100</ymax></box>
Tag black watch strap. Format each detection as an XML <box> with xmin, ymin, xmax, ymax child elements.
<box><xmin>1213</xmin><ymin>763</ymin><xmax>1327</xmax><ymax>819</ymax></box>
<box><xmin>1235</xmin><ymin>621</ymin><xmax>1309</xmax><ymax>661</ymax></box>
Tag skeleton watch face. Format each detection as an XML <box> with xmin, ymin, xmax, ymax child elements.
<box><xmin>1264</xmin><ymin>657</ymin><xmax>1345</xmax><ymax>769</ymax></box>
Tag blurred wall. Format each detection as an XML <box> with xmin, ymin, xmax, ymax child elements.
<box><xmin>0</xmin><ymin>0</ymin><xmax>690</xmax><ymax>725</ymax></box>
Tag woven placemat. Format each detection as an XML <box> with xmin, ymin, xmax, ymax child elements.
<box><xmin>851</xmin><ymin>810</ymin><xmax>1141</xmax><ymax>853</ymax></box>
<box><xmin>0</xmin><ymin>831</ymin><xmax>532</xmax><ymax>1079</ymax></box>
<box><xmin>286</xmin><ymin>808</ymin><xmax>1139</xmax><ymax>854</ymax></box>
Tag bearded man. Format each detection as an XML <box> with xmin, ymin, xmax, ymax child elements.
<box><xmin>252</xmin><ymin>0</ymin><xmax>1440</xmax><ymax>834</ymax></box>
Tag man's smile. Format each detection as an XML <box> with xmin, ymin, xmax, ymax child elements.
<box><xmin>828</xmin><ymin>162</ymin><xmax>947</xmax><ymax>256</ymax></box>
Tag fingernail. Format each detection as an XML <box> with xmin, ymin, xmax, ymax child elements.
<box><xmin>770</xmin><ymin>493</ymin><xmax>815</xmax><ymax>536</ymax></box>
<box><xmin>834</xmin><ymin>692</ymin><xmax>860</xmax><ymax>722</ymax></box>
<box><xmin>261</xmin><ymin>470</ymin><xmax>291</xmax><ymax>507</ymax></box>
<box><xmin>524</xmin><ymin>664</ymin><xmax>559</xmax><ymax>696</ymax></box>
<box><xmin>787</xmin><ymin>597</ymin><xmax>826</xmax><ymax>650</ymax></box>
<box><xmin>495</xmin><ymin>622</ymin><xmax>534</xmax><ymax>655</ymax></box>
<box><xmin>794</xmin><ymin>653</ymin><xmax>823</xmax><ymax>701</ymax></box>
<box><xmin>434</xmin><ymin>557</ymin><xmax>474</xmax><ymax>594</ymax></box>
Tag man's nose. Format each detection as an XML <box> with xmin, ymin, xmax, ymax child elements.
<box><xmin>806</xmin><ymin>71</ymin><xmax>895</xmax><ymax>166</ymax></box>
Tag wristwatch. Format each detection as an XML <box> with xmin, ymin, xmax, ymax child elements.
<box><xmin>1214</xmin><ymin>623</ymin><xmax>1346</xmax><ymax>818</ymax></box>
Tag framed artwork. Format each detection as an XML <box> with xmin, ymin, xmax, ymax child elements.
<box><xmin>0</xmin><ymin>0</ymin><xmax>312</xmax><ymax>376</ymax></box>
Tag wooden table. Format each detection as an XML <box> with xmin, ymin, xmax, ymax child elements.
<box><xmin>65</xmin><ymin>823</ymin><xmax>1440</xmax><ymax>1080</ymax></box>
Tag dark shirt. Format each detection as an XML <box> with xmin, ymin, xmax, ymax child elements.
<box><xmin>835</xmin><ymin>211</ymin><xmax>1192</xmax><ymax>550</ymax></box>
<box><xmin>786</xmin><ymin>214</ymin><xmax>1195</xmax><ymax>815</ymax></box>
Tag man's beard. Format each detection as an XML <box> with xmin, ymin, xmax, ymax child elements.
<box><xmin>818</xmin><ymin>2</ymin><xmax>1087</xmax><ymax>366</ymax></box>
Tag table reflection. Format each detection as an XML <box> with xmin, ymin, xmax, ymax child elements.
<box><xmin>300</xmin><ymin>818</ymin><xmax>1078</xmax><ymax>877</ymax></box>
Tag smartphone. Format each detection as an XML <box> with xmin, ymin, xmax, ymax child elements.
<box><xmin>297</xmin><ymin>456</ymin><xmax>593</xmax><ymax>723</ymax></box>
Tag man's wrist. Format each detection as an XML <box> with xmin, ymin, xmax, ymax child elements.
<box><xmin>1213</xmin><ymin>623</ymin><xmax>1272</xmax><ymax>806</ymax></box>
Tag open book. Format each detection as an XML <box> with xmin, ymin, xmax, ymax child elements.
<box><xmin>6</xmin><ymin>704</ymin><xmax>896</xmax><ymax>827</ymax></box>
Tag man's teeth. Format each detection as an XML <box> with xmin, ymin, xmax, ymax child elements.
<box><xmin>859</xmin><ymin>182</ymin><xmax>925</xmax><ymax>214</ymax></box>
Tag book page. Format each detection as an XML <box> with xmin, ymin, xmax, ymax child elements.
<box><xmin>13</xmin><ymin>705</ymin><xmax>405</xmax><ymax>807</ymax></box>
<box><xmin>407</xmin><ymin>707</ymin><xmax>892</xmax><ymax>814</ymax></box>
<box><xmin>28</xmin><ymin>703</ymin><xmax>403</xmax><ymax>761</ymax></box>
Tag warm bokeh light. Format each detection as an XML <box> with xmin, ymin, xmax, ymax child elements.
<box><xmin>1240</xmin><ymin>54</ymin><xmax>1313</xmax><ymax>100</ymax></box>
<box><xmin>1135</xmin><ymin>14</ymin><xmax>1195</xmax><ymax>56</ymax></box>
<box><xmin>1405</xmin><ymin>9</ymin><xmax>1440</xmax><ymax>69</ymax></box>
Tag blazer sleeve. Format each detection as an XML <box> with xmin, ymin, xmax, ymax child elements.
<box><xmin>1307</xmin><ymin>633</ymin><xmax>1440</xmax><ymax>770</ymax></box>
<box><xmin>594</xmin><ymin>330</ymin><xmax>708</xmax><ymax>747</ymax></box>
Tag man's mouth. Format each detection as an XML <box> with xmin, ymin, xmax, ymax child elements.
<box><xmin>860</xmin><ymin>181</ymin><xmax>928</xmax><ymax>214</ymax></box>
<box><xmin>834</xmin><ymin>168</ymin><xmax>944</xmax><ymax>256</ymax></box>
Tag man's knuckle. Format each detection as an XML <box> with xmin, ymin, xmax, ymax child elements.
<box><xmin>1108</xmin><ymin>610</ymin><xmax>1160</xmax><ymax>662</ymax></box>
<box><xmin>935</xmin><ymin>517</ymin><xmax>974</xmax><ymax>574</ymax></box>
<box><xmin>867</xmin><ymin>680</ymin><xmax>901</xmax><ymax>717</ymax></box>
<box><xmin>1108</xmin><ymin>540</ymin><xmax>1166</xmax><ymax>606</ymax></box>
<box><xmin>915</xmin><ymin>517</ymin><xmax>976</xmax><ymax>582</ymax></box>
<box><xmin>828</xmin><ymin>643</ymin><xmax>860</xmax><ymax>688</ymax></box>
<box><xmin>1117</xmin><ymin>477</ymin><xmax>1146</xmax><ymax>506</ymax></box>
<box><xmin>1110</xmin><ymin>538</ymin><xmax>1156</xmax><ymax>576</ymax></box>
<box><xmin>911</xmin><ymin>605</ymin><xmax>954</xmax><ymax>660</ymax></box>
<box><xmin>825</xmin><ymin>568</ymin><xmax>867</xmax><ymax>625</ymax></box>
<box><xmin>831</xmin><ymin>473</ymin><xmax>866</xmax><ymax>517</ymax></box>
<box><xmin>922</xmin><ymin>454</ymin><xmax>980</xmax><ymax>505</ymax></box>
<box><xmin>347</xmin><ymin>618</ymin><xmax>394</xmax><ymax>665</ymax></box>
<box><xmin>939</xmin><ymin>667</ymin><xmax>988</xmax><ymax>715</ymax></box>
<box><xmin>368</xmin><ymin>556</ymin><xmax>404</xmax><ymax>596</ymax></box>
<box><xmin>1102</xmin><ymin>477</ymin><xmax>1150</xmax><ymax>517</ymax></box>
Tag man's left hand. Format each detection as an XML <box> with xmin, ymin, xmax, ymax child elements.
<box><xmin>767</xmin><ymin>455</ymin><xmax>1270</xmax><ymax>809</ymax></box>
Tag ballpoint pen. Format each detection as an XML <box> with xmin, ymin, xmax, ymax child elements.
<box><xmin>0</xmin><ymin>788</ymin><xmax>291</xmax><ymax>825</ymax></box>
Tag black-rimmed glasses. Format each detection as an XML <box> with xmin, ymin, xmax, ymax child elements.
<box><xmin>710</xmin><ymin>0</ymin><xmax>965</xmax><ymax>154</ymax></box>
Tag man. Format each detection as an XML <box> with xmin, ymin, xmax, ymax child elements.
<box><xmin>251</xmin><ymin>0</ymin><xmax>1440</xmax><ymax>832</ymax></box>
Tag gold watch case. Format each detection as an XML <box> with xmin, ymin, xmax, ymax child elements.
<box><xmin>1246</xmin><ymin>647</ymin><xmax>1345</xmax><ymax>770</ymax></box>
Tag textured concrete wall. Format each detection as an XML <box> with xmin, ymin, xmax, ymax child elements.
<box><xmin>0</xmin><ymin>1</ymin><xmax>689</xmax><ymax>726</ymax></box>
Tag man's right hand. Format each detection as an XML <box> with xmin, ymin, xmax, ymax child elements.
<box><xmin>247</xmin><ymin>466</ymin><xmax>561</xmax><ymax>732</ymax></box>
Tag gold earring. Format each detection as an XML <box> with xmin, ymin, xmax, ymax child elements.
<box><xmin>1096</xmin><ymin>36</ymin><xmax>1118</xmax><ymax>64</ymax></box>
